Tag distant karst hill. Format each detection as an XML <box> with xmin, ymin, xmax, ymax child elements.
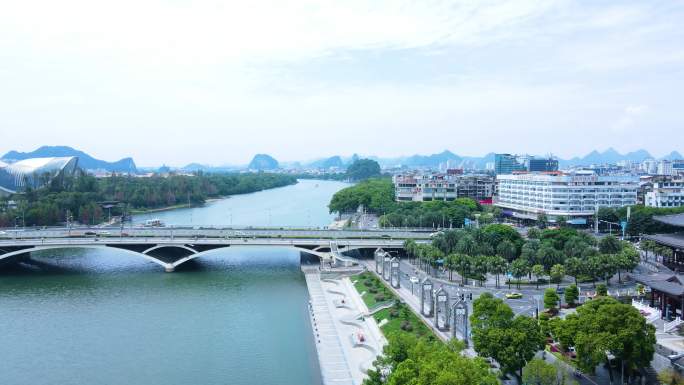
<box><xmin>248</xmin><ymin>154</ymin><xmax>279</xmax><ymax>170</ymax></box>
<box><xmin>1</xmin><ymin>146</ymin><xmax>137</xmax><ymax>173</ymax></box>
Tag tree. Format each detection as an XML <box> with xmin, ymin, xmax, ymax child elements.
<box><xmin>531</xmin><ymin>264</ymin><xmax>545</xmax><ymax>289</ymax></box>
<box><xmin>596</xmin><ymin>283</ymin><xmax>608</xmax><ymax>296</ymax></box>
<box><xmin>488</xmin><ymin>256</ymin><xmax>507</xmax><ymax>289</ymax></box>
<box><xmin>544</xmin><ymin>288</ymin><xmax>560</xmax><ymax>310</ymax></box>
<box><xmin>536</xmin><ymin>244</ymin><xmax>564</xmax><ymax>271</ymax></box>
<box><xmin>564</xmin><ymin>257</ymin><xmax>584</xmax><ymax>286</ymax></box>
<box><xmin>641</xmin><ymin>239</ymin><xmax>657</xmax><ymax>260</ymax></box>
<box><xmin>454</xmin><ymin>253</ymin><xmax>471</xmax><ymax>286</ymax></box>
<box><xmin>598</xmin><ymin>235</ymin><xmax>622</xmax><ymax>255</ymax></box>
<box><xmin>527</xmin><ymin>227</ymin><xmax>541</xmax><ymax>239</ymax></box>
<box><xmin>456</xmin><ymin>234</ymin><xmax>478</xmax><ymax>256</ymax></box>
<box><xmin>554</xmin><ymin>297</ymin><xmax>656</xmax><ymax>381</ymax></box>
<box><xmin>550</xmin><ymin>264</ymin><xmax>565</xmax><ymax>289</ymax></box>
<box><xmin>520</xmin><ymin>239</ymin><xmax>540</xmax><ymax>265</ymax></box>
<box><xmin>563</xmin><ymin>236</ymin><xmax>591</xmax><ymax>259</ymax></box>
<box><xmin>522</xmin><ymin>358</ymin><xmax>557</xmax><ymax>385</ymax></box>
<box><xmin>346</xmin><ymin>158</ymin><xmax>381</xmax><ymax>181</ymax></box>
<box><xmin>556</xmin><ymin>215</ymin><xmax>567</xmax><ymax>228</ymax></box>
<box><xmin>537</xmin><ymin>213</ymin><xmax>548</xmax><ymax>228</ymax></box>
<box><xmin>365</xmin><ymin>331</ymin><xmax>499</xmax><ymax>385</ymax></box>
<box><xmin>497</xmin><ymin>239</ymin><xmax>518</xmax><ymax>262</ymax></box>
<box><xmin>403</xmin><ymin>239</ymin><xmax>417</xmax><ymax>264</ymax></box>
<box><xmin>615</xmin><ymin>243</ymin><xmax>639</xmax><ymax>283</ymax></box>
<box><xmin>587</xmin><ymin>255</ymin><xmax>602</xmax><ymax>287</ymax></box>
<box><xmin>472</xmin><ymin>255</ymin><xmax>489</xmax><ymax>286</ymax></box>
<box><xmin>565</xmin><ymin>284</ymin><xmax>579</xmax><ymax>307</ymax></box>
<box><xmin>597</xmin><ymin>254</ymin><xmax>618</xmax><ymax>285</ymax></box>
<box><xmin>471</xmin><ymin>293</ymin><xmax>544</xmax><ymax>381</ymax></box>
<box><xmin>509</xmin><ymin>258</ymin><xmax>529</xmax><ymax>289</ymax></box>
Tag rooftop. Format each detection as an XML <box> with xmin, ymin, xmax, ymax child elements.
<box><xmin>644</xmin><ymin>233</ymin><xmax>684</xmax><ymax>249</ymax></box>
<box><xmin>654</xmin><ymin>213</ymin><xmax>684</xmax><ymax>228</ymax></box>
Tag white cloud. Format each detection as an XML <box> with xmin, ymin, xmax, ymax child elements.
<box><xmin>0</xmin><ymin>0</ymin><xmax>683</xmax><ymax>164</ymax></box>
<box><xmin>612</xmin><ymin>104</ymin><xmax>650</xmax><ymax>132</ymax></box>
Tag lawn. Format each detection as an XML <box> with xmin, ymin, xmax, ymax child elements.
<box><xmin>352</xmin><ymin>271</ymin><xmax>436</xmax><ymax>341</ymax></box>
<box><xmin>373</xmin><ymin>305</ymin><xmax>433</xmax><ymax>340</ymax></box>
<box><xmin>353</xmin><ymin>271</ymin><xmax>394</xmax><ymax>308</ymax></box>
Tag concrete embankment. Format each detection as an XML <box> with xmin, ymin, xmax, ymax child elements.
<box><xmin>302</xmin><ymin>265</ymin><xmax>385</xmax><ymax>385</ymax></box>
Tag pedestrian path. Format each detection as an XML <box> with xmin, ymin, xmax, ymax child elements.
<box><xmin>304</xmin><ymin>271</ymin><xmax>355</xmax><ymax>385</ymax></box>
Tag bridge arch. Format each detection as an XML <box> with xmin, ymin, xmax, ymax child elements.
<box><xmin>0</xmin><ymin>245</ymin><xmax>173</xmax><ymax>271</ymax></box>
<box><xmin>169</xmin><ymin>244</ymin><xmax>330</xmax><ymax>269</ymax></box>
<box><xmin>142</xmin><ymin>244</ymin><xmax>199</xmax><ymax>256</ymax></box>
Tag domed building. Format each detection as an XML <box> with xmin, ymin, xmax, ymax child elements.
<box><xmin>0</xmin><ymin>157</ymin><xmax>79</xmax><ymax>195</ymax></box>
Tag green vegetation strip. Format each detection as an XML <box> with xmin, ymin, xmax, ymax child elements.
<box><xmin>353</xmin><ymin>271</ymin><xmax>435</xmax><ymax>341</ymax></box>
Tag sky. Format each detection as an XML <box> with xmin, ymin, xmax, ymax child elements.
<box><xmin>1</xmin><ymin>0</ymin><xmax>683</xmax><ymax>166</ymax></box>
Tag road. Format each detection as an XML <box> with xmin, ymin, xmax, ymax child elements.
<box><xmin>0</xmin><ymin>226</ymin><xmax>433</xmax><ymax>241</ymax></box>
<box><xmin>395</xmin><ymin>259</ymin><xmax>540</xmax><ymax>318</ymax></box>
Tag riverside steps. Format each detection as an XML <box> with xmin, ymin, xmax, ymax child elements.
<box><xmin>302</xmin><ymin>265</ymin><xmax>355</xmax><ymax>385</ymax></box>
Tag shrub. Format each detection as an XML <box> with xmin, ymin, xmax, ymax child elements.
<box><xmin>400</xmin><ymin>321</ymin><xmax>413</xmax><ymax>332</ymax></box>
<box><xmin>374</xmin><ymin>293</ymin><xmax>386</xmax><ymax>302</ymax></box>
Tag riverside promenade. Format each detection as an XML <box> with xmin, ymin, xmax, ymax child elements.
<box><xmin>303</xmin><ymin>265</ymin><xmax>385</xmax><ymax>385</ymax></box>
<box><xmin>361</xmin><ymin>261</ymin><xmax>477</xmax><ymax>357</ymax></box>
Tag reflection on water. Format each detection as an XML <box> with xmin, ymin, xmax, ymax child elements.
<box><xmin>134</xmin><ymin>179</ymin><xmax>350</xmax><ymax>227</ymax></box>
<box><xmin>0</xmin><ymin>180</ymin><xmax>350</xmax><ymax>385</ymax></box>
<box><xmin>0</xmin><ymin>247</ymin><xmax>322</xmax><ymax>385</ymax></box>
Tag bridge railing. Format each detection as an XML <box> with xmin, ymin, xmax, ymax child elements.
<box><xmin>0</xmin><ymin>224</ymin><xmax>438</xmax><ymax>232</ymax></box>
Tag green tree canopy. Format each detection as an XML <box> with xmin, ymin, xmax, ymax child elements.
<box><xmin>470</xmin><ymin>293</ymin><xmax>544</xmax><ymax>380</ymax></box>
<box><xmin>346</xmin><ymin>158</ymin><xmax>381</xmax><ymax>181</ymax></box>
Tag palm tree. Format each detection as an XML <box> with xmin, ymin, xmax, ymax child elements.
<box><xmin>445</xmin><ymin>254</ymin><xmax>457</xmax><ymax>281</ymax></box>
<box><xmin>550</xmin><ymin>264</ymin><xmax>565</xmax><ymax>289</ymax></box>
<box><xmin>454</xmin><ymin>254</ymin><xmax>471</xmax><ymax>286</ymax></box>
<box><xmin>531</xmin><ymin>264</ymin><xmax>544</xmax><ymax>289</ymax></box>
<box><xmin>510</xmin><ymin>258</ymin><xmax>529</xmax><ymax>289</ymax></box>
<box><xmin>428</xmin><ymin>248</ymin><xmax>444</xmax><ymax>277</ymax></box>
<box><xmin>403</xmin><ymin>239</ymin><xmax>417</xmax><ymax>264</ymax></box>
<box><xmin>496</xmin><ymin>240</ymin><xmax>518</xmax><ymax>262</ymax></box>
<box><xmin>472</xmin><ymin>255</ymin><xmax>488</xmax><ymax>286</ymax></box>
<box><xmin>564</xmin><ymin>257</ymin><xmax>583</xmax><ymax>286</ymax></box>
<box><xmin>488</xmin><ymin>256</ymin><xmax>507</xmax><ymax>289</ymax></box>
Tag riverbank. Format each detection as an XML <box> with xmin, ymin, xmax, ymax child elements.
<box><xmin>129</xmin><ymin>197</ymin><xmax>225</xmax><ymax>214</ymax></box>
<box><xmin>302</xmin><ymin>265</ymin><xmax>385</xmax><ymax>385</ymax></box>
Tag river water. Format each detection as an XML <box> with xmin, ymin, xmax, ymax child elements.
<box><xmin>0</xmin><ymin>179</ymin><xmax>350</xmax><ymax>385</ymax></box>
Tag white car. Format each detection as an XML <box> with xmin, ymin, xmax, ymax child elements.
<box><xmin>409</xmin><ymin>276</ymin><xmax>420</xmax><ymax>284</ymax></box>
<box><xmin>0</xmin><ymin>231</ymin><xmax>6</xmax><ymax>235</ymax></box>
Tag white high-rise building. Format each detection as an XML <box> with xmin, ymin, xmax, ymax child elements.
<box><xmin>658</xmin><ymin>160</ymin><xmax>675</xmax><ymax>176</ymax></box>
<box><xmin>495</xmin><ymin>172</ymin><xmax>638</xmax><ymax>224</ymax></box>
<box><xmin>641</xmin><ymin>159</ymin><xmax>658</xmax><ymax>174</ymax></box>
<box><xmin>393</xmin><ymin>172</ymin><xmax>494</xmax><ymax>202</ymax></box>
<box><xmin>645</xmin><ymin>178</ymin><xmax>684</xmax><ymax>207</ymax></box>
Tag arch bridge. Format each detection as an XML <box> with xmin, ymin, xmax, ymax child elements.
<box><xmin>0</xmin><ymin>227</ymin><xmax>429</xmax><ymax>272</ymax></box>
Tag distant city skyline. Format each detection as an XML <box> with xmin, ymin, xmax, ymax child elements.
<box><xmin>1</xmin><ymin>145</ymin><xmax>682</xmax><ymax>168</ymax></box>
<box><xmin>1</xmin><ymin>0</ymin><xmax>683</xmax><ymax>166</ymax></box>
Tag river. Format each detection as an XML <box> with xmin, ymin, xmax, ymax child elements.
<box><xmin>134</xmin><ymin>179</ymin><xmax>347</xmax><ymax>227</ymax></box>
<box><xmin>0</xmin><ymin>179</ymin><xmax>350</xmax><ymax>385</ymax></box>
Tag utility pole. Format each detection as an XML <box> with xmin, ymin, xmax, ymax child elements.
<box><xmin>594</xmin><ymin>204</ymin><xmax>599</xmax><ymax>234</ymax></box>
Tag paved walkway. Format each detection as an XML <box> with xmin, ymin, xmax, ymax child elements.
<box><xmin>304</xmin><ymin>271</ymin><xmax>355</xmax><ymax>385</ymax></box>
<box><xmin>362</xmin><ymin>261</ymin><xmax>478</xmax><ymax>357</ymax></box>
<box><xmin>305</xmin><ymin>267</ymin><xmax>385</xmax><ymax>385</ymax></box>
